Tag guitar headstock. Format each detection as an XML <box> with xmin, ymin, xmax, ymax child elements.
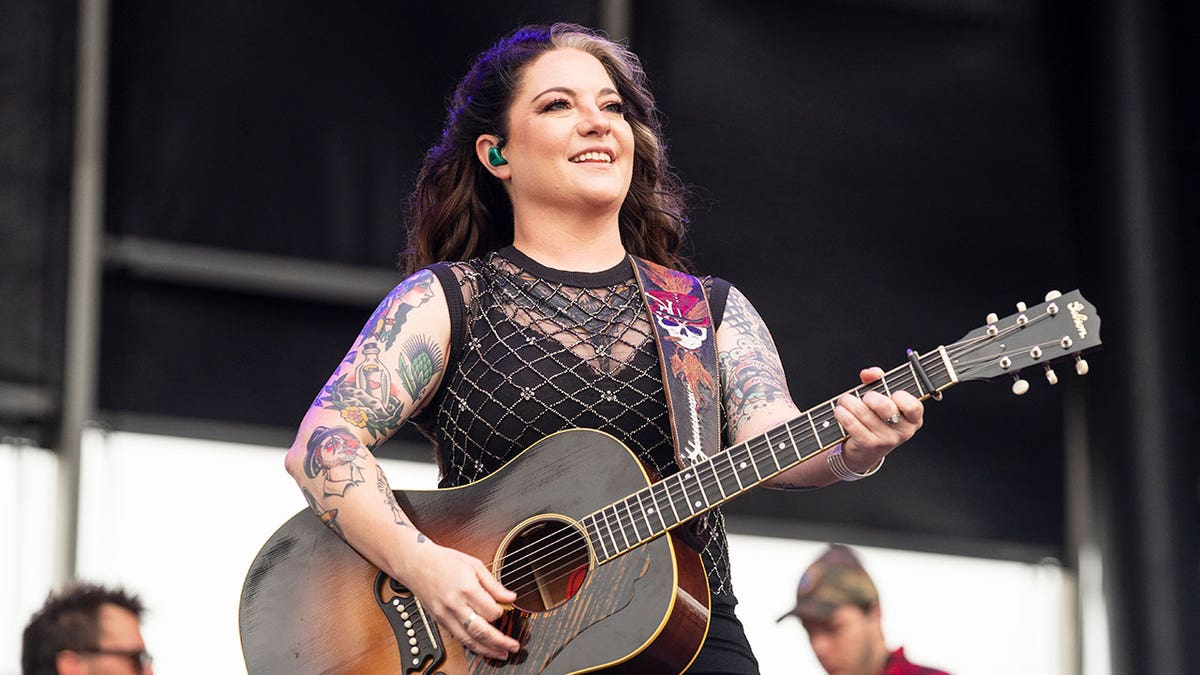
<box><xmin>946</xmin><ymin>290</ymin><xmax>1102</xmax><ymax>393</ymax></box>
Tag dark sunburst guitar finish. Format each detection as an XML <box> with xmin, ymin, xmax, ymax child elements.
<box><xmin>240</xmin><ymin>429</ymin><xmax>711</xmax><ymax>674</ymax></box>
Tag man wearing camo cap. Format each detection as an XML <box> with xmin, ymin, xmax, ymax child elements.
<box><xmin>778</xmin><ymin>544</ymin><xmax>949</xmax><ymax>675</ymax></box>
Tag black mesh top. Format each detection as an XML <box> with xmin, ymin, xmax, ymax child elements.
<box><xmin>411</xmin><ymin>246</ymin><xmax>738</xmax><ymax>599</ymax></box>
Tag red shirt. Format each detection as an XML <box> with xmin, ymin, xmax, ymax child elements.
<box><xmin>883</xmin><ymin>647</ymin><xmax>951</xmax><ymax>675</ymax></box>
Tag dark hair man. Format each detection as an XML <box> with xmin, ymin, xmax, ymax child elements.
<box><xmin>21</xmin><ymin>583</ymin><xmax>153</xmax><ymax>675</ymax></box>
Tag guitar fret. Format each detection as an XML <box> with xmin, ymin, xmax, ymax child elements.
<box><xmin>621</xmin><ymin>498</ymin><xmax>641</xmax><ymax>545</ymax></box>
<box><xmin>676</xmin><ymin>473</ymin><xmax>696</xmax><ymax>514</ymax></box>
<box><xmin>667</xmin><ymin>475</ymin><xmax>689</xmax><ymax>517</ymax></box>
<box><xmin>782</xmin><ymin>422</ymin><xmax>804</xmax><ymax>461</ymax></box>
<box><xmin>728</xmin><ymin>443</ymin><xmax>760</xmax><ymax>488</ymax></box>
<box><xmin>646</xmin><ymin>485</ymin><xmax>668</xmax><ymax>531</ymax></box>
<box><xmin>751</xmin><ymin>440</ymin><xmax>776</xmax><ymax>479</ymax></box>
<box><xmin>614</xmin><ymin>499</ymin><xmax>629</xmax><ymax>545</ymax></box>
<box><xmin>616</xmin><ymin>502</ymin><xmax>633</xmax><ymax>550</ymax></box>
<box><xmin>649</xmin><ymin>483</ymin><xmax>673</xmax><ymax>530</ymax></box>
<box><xmin>806</xmin><ymin>410</ymin><xmax>826</xmax><ymax>448</ymax></box>
<box><xmin>603</xmin><ymin>509</ymin><xmax>621</xmax><ymax>554</ymax></box>
<box><xmin>585</xmin><ymin>516</ymin><xmax>609</xmax><ymax>561</ymax></box>
<box><xmin>795</xmin><ymin>424</ymin><xmax>819</xmax><ymax>460</ymax></box>
<box><xmin>907</xmin><ymin>361</ymin><xmax>926</xmax><ymax>396</ymax></box>
<box><xmin>745</xmin><ymin>444</ymin><xmax>763</xmax><ymax>482</ymax></box>
<box><xmin>634</xmin><ymin>491</ymin><xmax>658</xmax><ymax>538</ymax></box>
<box><xmin>815</xmin><ymin>407</ymin><xmax>839</xmax><ymax>447</ymax></box>
<box><xmin>679</xmin><ymin>470</ymin><xmax>700</xmax><ymax>515</ymax></box>
<box><xmin>661</xmin><ymin>479</ymin><xmax>683</xmax><ymax>525</ymax></box>
<box><xmin>829</xmin><ymin>400</ymin><xmax>846</xmax><ymax>435</ymax></box>
<box><xmin>707</xmin><ymin>459</ymin><xmax>729</xmax><ymax>500</ymax></box>
<box><xmin>765</xmin><ymin>429</ymin><xmax>784</xmax><ymax>472</ymax></box>
<box><xmin>880</xmin><ymin>372</ymin><xmax>892</xmax><ymax>396</ymax></box>
<box><xmin>722</xmin><ymin>452</ymin><xmax>744</xmax><ymax>491</ymax></box>
<box><xmin>688</xmin><ymin>468</ymin><xmax>711</xmax><ymax>513</ymax></box>
<box><xmin>586</xmin><ymin>514</ymin><xmax>604</xmax><ymax>558</ymax></box>
<box><xmin>629</xmin><ymin>496</ymin><xmax>649</xmax><ymax>542</ymax></box>
<box><xmin>599</xmin><ymin>522</ymin><xmax>614</xmax><ymax>560</ymax></box>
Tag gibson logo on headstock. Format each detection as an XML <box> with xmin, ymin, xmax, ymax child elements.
<box><xmin>1067</xmin><ymin>301</ymin><xmax>1089</xmax><ymax>339</ymax></box>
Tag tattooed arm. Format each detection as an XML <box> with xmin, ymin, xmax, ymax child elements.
<box><xmin>283</xmin><ymin>269</ymin><xmax>519</xmax><ymax>660</ymax></box>
<box><xmin>715</xmin><ymin>286</ymin><xmax>922</xmax><ymax>490</ymax></box>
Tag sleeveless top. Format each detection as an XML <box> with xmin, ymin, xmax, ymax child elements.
<box><xmin>411</xmin><ymin>246</ymin><xmax>737</xmax><ymax>600</ymax></box>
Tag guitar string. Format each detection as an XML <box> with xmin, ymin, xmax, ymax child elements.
<box><xmin>482</xmin><ymin>339</ymin><xmax>961</xmax><ymax>580</ymax></box>
<box><xmin>478</xmin><ymin>360</ymin><xmax>938</xmax><ymax>591</ymax></box>
<box><xmin>478</xmin><ymin>312</ymin><xmax>1070</xmax><ymax>594</ymax></box>
<box><xmin>481</xmin><ymin>329</ymin><xmax>1054</xmax><ymax>596</ymax></box>
<box><xmin>487</xmin><ymin>343</ymin><xmax>1054</xmax><ymax>600</ymax></box>
<box><xmin>480</xmin><ymin>326</ymin><xmax>1030</xmax><ymax>589</ymax></box>
<box><xmin>486</xmin><ymin>338</ymin><xmax>1072</xmax><ymax>602</ymax></box>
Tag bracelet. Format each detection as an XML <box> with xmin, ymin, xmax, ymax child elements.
<box><xmin>827</xmin><ymin>443</ymin><xmax>885</xmax><ymax>482</ymax></box>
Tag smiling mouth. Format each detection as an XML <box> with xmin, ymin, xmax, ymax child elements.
<box><xmin>569</xmin><ymin>151</ymin><xmax>614</xmax><ymax>163</ymax></box>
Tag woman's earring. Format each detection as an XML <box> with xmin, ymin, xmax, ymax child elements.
<box><xmin>487</xmin><ymin>146</ymin><xmax>508</xmax><ymax>167</ymax></box>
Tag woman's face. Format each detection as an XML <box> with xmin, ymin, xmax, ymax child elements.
<box><xmin>496</xmin><ymin>48</ymin><xmax>635</xmax><ymax>218</ymax></box>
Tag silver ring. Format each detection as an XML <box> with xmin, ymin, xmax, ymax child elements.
<box><xmin>463</xmin><ymin>611</ymin><xmax>478</xmax><ymax>631</ymax></box>
<box><xmin>885</xmin><ymin>413</ymin><xmax>902</xmax><ymax>425</ymax></box>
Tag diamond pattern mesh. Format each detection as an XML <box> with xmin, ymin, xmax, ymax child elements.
<box><xmin>412</xmin><ymin>250</ymin><xmax>734</xmax><ymax>598</ymax></box>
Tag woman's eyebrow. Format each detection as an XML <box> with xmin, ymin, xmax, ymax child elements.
<box><xmin>530</xmin><ymin>86</ymin><xmax>619</xmax><ymax>102</ymax></box>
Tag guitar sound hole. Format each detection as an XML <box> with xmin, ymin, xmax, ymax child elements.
<box><xmin>498</xmin><ymin>518</ymin><xmax>591</xmax><ymax>613</ymax></box>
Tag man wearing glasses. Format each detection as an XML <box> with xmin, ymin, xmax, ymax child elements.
<box><xmin>21</xmin><ymin>583</ymin><xmax>153</xmax><ymax>675</ymax></box>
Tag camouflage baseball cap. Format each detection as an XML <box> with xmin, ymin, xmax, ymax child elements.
<box><xmin>776</xmin><ymin>544</ymin><xmax>879</xmax><ymax>622</ymax></box>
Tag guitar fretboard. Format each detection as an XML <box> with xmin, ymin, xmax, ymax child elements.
<box><xmin>579</xmin><ymin>348</ymin><xmax>957</xmax><ymax>564</ymax></box>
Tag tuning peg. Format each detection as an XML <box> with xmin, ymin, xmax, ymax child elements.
<box><xmin>1045</xmin><ymin>290</ymin><xmax>1062</xmax><ymax>301</ymax></box>
<box><xmin>1045</xmin><ymin>365</ymin><xmax>1058</xmax><ymax>385</ymax></box>
<box><xmin>1012</xmin><ymin>375</ymin><xmax>1030</xmax><ymax>395</ymax></box>
<box><xmin>1014</xmin><ymin>301</ymin><xmax>1029</xmax><ymax>326</ymax></box>
<box><xmin>986</xmin><ymin>312</ymin><xmax>999</xmax><ymax>336</ymax></box>
<box><xmin>1075</xmin><ymin>355</ymin><xmax>1089</xmax><ymax>376</ymax></box>
<box><xmin>986</xmin><ymin>312</ymin><xmax>998</xmax><ymax>325</ymax></box>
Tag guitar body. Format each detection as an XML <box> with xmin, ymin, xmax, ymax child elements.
<box><xmin>240</xmin><ymin>429</ymin><xmax>711</xmax><ymax>674</ymax></box>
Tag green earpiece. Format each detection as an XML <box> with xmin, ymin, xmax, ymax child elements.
<box><xmin>487</xmin><ymin>146</ymin><xmax>508</xmax><ymax>167</ymax></box>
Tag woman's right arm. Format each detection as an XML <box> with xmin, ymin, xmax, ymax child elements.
<box><xmin>282</xmin><ymin>268</ymin><xmax>519</xmax><ymax>660</ymax></box>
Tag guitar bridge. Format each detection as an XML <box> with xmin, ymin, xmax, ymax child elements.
<box><xmin>375</xmin><ymin>572</ymin><xmax>447</xmax><ymax>675</ymax></box>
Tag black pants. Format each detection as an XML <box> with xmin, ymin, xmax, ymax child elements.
<box><xmin>685</xmin><ymin>597</ymin><xmax>760</xmax><ymax>674</ymax></box>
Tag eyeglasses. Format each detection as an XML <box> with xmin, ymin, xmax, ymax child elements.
<box><xmin>77</xmin><ymin>648</ymin><xmax>154</xmax><ymax>669</ymax></box>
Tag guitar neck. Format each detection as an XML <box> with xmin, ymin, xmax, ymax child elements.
<box><xmin>580</xmin><ymin>347</ymin><xmax>959</xmax><ymax>565</ymax></box>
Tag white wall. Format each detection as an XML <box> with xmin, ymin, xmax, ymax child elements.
<box><xmin>2</xmin><ymin>442</ymin><xmax>61</xmax><ymax>675</ymax></box>
<box><xmin>732</xmin><ymin>535</ymin><xmax>1069</xmax><ymax>674</ymax></box>
<box><xmin>4</xmin><ymin>431</ymin><xmax>1077</xmax><ymax>674</ymax></box>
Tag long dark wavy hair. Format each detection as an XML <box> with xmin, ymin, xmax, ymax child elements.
<box><xmin>400</xmin><ymin>23</ymin><xmax>692</xmax><ymax>274</ymax></box>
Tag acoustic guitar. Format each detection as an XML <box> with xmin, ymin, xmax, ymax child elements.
<box><xmin>239</xmin><ymin>290</ymin><xmax>1101</xmax><ymax>674</ymax></box>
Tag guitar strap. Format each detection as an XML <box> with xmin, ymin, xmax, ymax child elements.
<box><xmin>629</xmin><ymin>256</ymin><xmax>722</xmax><ymax>473</ymax></box>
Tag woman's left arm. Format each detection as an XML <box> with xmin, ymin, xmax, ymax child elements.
<box><xmin>715</xmin><ymin>286</ymin><xmax>923</xmax><ymax>490</ymax></box>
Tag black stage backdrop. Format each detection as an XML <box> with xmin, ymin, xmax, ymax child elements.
<box><xmin>0</xmin><ymin>0</ymin><xmax>76</xmax><ymax>444</ymax></box>
<box><xmin>636</xmin><ymin>0</ymin><xmax>1076</xmax><ymax>557</ymax></box>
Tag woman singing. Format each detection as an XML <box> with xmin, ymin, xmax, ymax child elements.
<box><xmin>284</xmin><ymin>22</ymin><xmax>923</xmax><ymax>673</ymax></box>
